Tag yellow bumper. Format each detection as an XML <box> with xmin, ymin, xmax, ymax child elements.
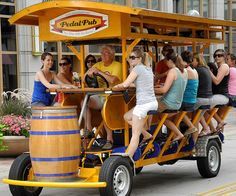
<box><xmin>2</xmin><ymin>178</ymin><xmax>106</xmax><ymax>188</ymax></box>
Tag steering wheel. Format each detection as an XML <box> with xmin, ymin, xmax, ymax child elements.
<box><xmin>85</xmin><ymin>73</ymin><xmax>109</xmax><ymax>88</ymax></box>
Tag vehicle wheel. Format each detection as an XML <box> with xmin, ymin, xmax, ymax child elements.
<box><xmin>99</xmin><ymin>156</ymin><xmax>133</xmax><ymax>196</ymax></box>
<box><xmin>197</xmin><ymin>140</ymin><xmax>221</xmax><ymax>178</ymax></box>
<box><xmin>135</xmin><ymin>167</ymin><xmax>143</xmax><ymax>175</ymax></box>
<box><xmin>9</xmin><ymin>153</ymin><xmax>43</xmax><ymax>196</ymax></box>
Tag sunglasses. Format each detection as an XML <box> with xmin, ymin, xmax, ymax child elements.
<box><xmin>129</xmin><ymin>56</ymin><xmax>139</xmax><ymax>60</ymax></box>
<box><xmin>87</xmin><ymin>60</ymin><xmax>96</xmax><ymax>63</ymax></box>
<box><xmin>214</xmin><ymin>54</ymin><xmax>224</xmax><ymax>58</ymax></box>
<box><xmin>59</xmin><ymin>62</ymin><xmax>68</xmax><ymax>66</ymax></box>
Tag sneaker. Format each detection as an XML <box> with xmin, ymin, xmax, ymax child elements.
<box><xmin>102</xmin><ymin>140</ymin><xmax>113</xmax><ymax>150</ymax></box>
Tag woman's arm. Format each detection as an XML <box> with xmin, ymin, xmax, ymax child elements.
<box><xmin>113</xmin><ymin>71</ymin><xmax>137</xmax><ymax>89</ymax></box>
<box><xmin>53</xmin><ymin>73</ymin><xmax>77</xmax><ymax>88</ymax></box>
<box><xmin>57</xmin><ymin>73</ymin><xmax>72</xmax><ymax>85</ymax></box>
<box><xmin>210</xmin><ymin>64</ymin><xmax>229</xmax><ymax>85</ymax></box>
<box><xmin>36</xmin><ymin>71</ymin><xmax>61</xmax><ymax>89</ymax></box>
<box><xmin>154</xmin><ymin>68</ymin><xmax>176</xmax><ymax>94</ymax></box>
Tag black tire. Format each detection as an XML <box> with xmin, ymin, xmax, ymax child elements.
<box><xmin>99</xmin><ymin>156</ymin><xmax>133</xmax><ymax>196</ymax></box>
<box><xmin>197</xmin><ymin>140</ymin><xmax>221</xmax><ymax>178</ymax></box>
<box><xmin>135</xmin><ymin>167</ymin><xmax>143</xmax><ymax>175</ymax></box>
<box><xmin>9</xmin><ymin>153</ymin><xmax>43</xmax><ymax>196</ymax></box>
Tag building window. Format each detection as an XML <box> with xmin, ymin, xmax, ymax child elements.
<box><xmin>151</xmin><ymin>0</ymin><xmax>159</xmax><ymax>10</ymax></box>
<box><xmin>173</xmin><ymin>0</ymin><xmax>184</xmax><ymax>13</ymax></box>
<box><xmin>1</xmin><ymin>0</ymin><xmax>17</xmax><ymax>95</ymax></box>
<box><xmin>203</xmin><ymin>0</ymin><xmax>209</xmax><ymax>17</ymax></box>
<box><xmin>0</xmin><ymin>0</ymin><xmax>15</xmax><ymax>2</ymax></box>
<box><xmin>187</xmin><ymin>0</ymin><xmax>200</xmax><ymax>13</ymax></box>
<box><xmin>101</xmin><ymin>0</ymin><xmax>125</xmax><ymax>5</ymax></box>
<box><xmin>0</xmin><ymin>4</ymin><xmax>15</xmax><ymax>15</ymax></box>
<box><xmin>43</xmin><ymin>42</ymin><xmax>58</xmax><ymax>53</ymax></box>
<box><xmin>132</xmin><ymin>0</ymin><xmax>148</xmax><ymax>8</ymax></box>
<box><xmin>2</xmin><ymin>54</ymin><xmax>17</xmax><ymax>92</ymax></box>
<box><xmin>1</xmin><ymin>18</ymin><xmax>16</xmax><ymax>51</ymax></box>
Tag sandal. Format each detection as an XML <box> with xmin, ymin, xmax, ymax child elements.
<box><xmin>172</xmin><ymin>135</ymin><xmax>184</xmax><ymax>142</ymax></box>
<box><xmin>199</xmin><ymin>129</ymin><xmax>211</xmax><ymax>137</ymax></box>
<box><xmin>184</xmin><ymin>127</ymin><xmax>198</xmax><ymax>136</ymax></box>
<box><xmin>81</xmin><ymin>130</ymin><xmax>95</xmax><ymax>139</ymax></box>
<box><xmin>139</xmin><ymin>136</ymin><xmax>153</xmax><ymax>147</ymax></box>
<box><xmin>102</xmin><ymin>140</ymin><xmax>113</xmax><ymax>150</ymax></box>
<box><xmin>216</xmin><ymin>122</ymin><xmax>227</xmax><ymax>133</ymax></box>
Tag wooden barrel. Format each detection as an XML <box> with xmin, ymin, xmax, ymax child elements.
<box><xmin>30</xmin><ymin>106</ymin><xmax>81</xmax><ymax>182</ymax></box>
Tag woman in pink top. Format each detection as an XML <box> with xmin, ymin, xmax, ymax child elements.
<box><xmin>227</xmin><ymin>53</ymin><xmax>236</xmax><ymax>105</ymax></box>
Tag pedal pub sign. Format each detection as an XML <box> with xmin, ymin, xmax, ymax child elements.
<box><xmin>50</xmin><ymin>10</ymin><xmax>109</xmax><ymax>37</ymax></box>
<box><xmin>37</xmin><ymin>8</ymin><xmax>122</xmax><ymax>41</ymax></box>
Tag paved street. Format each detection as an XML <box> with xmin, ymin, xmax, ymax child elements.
<box><xmin>1</xmin><ymin>109</ymin><xmax>236</xmax><ymax>196</ymax></box>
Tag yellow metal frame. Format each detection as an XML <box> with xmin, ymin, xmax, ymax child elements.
<box><xmin>5</xmin><ymin>0</ymin><xmax>236</xmax><ymax>190</ymax></box>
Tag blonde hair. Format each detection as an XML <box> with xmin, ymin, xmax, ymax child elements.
<box><xmin>193</xmin><ymin>53</ymin><xmax>207</xmax><ymax>67</ymax></box>
<box><xmin>175</xmin><ymin>55</ymin><xmax>186</xmax><ymax>73</ymax></box>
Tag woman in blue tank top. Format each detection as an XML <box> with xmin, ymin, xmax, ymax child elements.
<box><xmin>31</xmin><ymin>52</ymin><xmax>76</xmax><ymax>106</ymax></box>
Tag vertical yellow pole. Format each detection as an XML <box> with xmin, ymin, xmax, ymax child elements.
<box><xmin>80</xmin><ymin>45</ymin><xmax>85</xmax><ymax>89</ymax></box>
<box><xmin>122</xmin><ymin>38</ymin><xmax>129</xmax><ymax>146</ymax></box>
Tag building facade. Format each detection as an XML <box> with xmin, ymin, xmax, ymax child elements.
<box><xmin>0</xmin><ymin>0</ymin><xmax>235</xmax><ymax>99</ymax></box>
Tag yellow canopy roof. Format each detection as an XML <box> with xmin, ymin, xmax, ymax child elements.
<box><xmin>8</xmin><ymin>1</ymin><xmax>236</xmax><ymax>44</ymax></box>
<box><xmin>9</xmin><ymin>1</ymin><xmax>236</xmax><ymax>27</ymax></box>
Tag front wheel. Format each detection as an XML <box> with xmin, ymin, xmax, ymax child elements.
<box><xmin>197</xmin><ymin>140</ymin><xmax>221</xmax><ymax>178</ymax></box>
<box><xmin>99</xmin><ymin>156</ymin><xmax>133</xmax><ymax>196</ymax></box>
<box><xmin>9</xmin><ymin>153</ymin><xmax>43</xmax><ymax>196</ymax></box>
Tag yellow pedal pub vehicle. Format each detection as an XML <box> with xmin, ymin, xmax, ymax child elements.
<box><xmin>3</xmin><ymin>1</ymin><xmax>236</xmax><ymax>196</ymax></box>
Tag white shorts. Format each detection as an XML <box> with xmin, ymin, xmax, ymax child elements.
<box><xmin>133</xmin><ymin>101</ymin><xmax>158</xmax><ymax>119</ymax></box>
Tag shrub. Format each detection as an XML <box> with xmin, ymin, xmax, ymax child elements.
<box><xmin>0</xmin><ymin>99</ymin><xmax>31</xmax><ymax>117</ymax></box>
<box><xmin>0</xmin><ymin>115</ymin><xmax>30</xmax><ymax>137</ymax></box>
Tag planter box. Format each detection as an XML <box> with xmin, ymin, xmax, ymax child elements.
<box><xmin>0</xmin><ymin>136</ymin><xmax>29</xmax><ymax>157</ymax></box>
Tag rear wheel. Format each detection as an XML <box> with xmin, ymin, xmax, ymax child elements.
<box><xmin>99</xmin><ymin>156</ymin><xmax>133</xmax><ymax>196</ymax></box>
<box><xmin>9</xmin><ymin>153</ymin><xmax>43</xmax><ymax>196</ymax></box>
<box><xmin>197</xmin><ymin>140</ymin><xmax>221</xmax><ymax>178</ymax></box>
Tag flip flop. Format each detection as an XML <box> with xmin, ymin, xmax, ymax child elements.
<box><xmin>199</xmin><ymin>129</ymin><xmax>211</xmax><ymax>137</ymax></box>
<box><xmin>184</xmin><ymin>127</ymin><xmax>198</xmax><ymax>136</ymax></box>
<box><xmin>216</xmin><ymin>122</ymin><xmax>227</xmax><ymax>132</ymax></box>
<box><xmin>172</xmin><ymin>135</ymin><xmax>184</xmax><ymax>142</ymax></box>
<box><xmin>139</xmin><ymin>136</ymin><xmax>153</xmax><ymax>146</ymax></box>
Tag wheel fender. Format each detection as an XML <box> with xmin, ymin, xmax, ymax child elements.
<box><xmin>111</xmin><ymin>153</ymin><xmax>136</xmax><ymax>175</ymax></box>
<box><xmin>195</xmin><ymin>135</ymin><xmax>222</xmax><ymax>157</ymax></box>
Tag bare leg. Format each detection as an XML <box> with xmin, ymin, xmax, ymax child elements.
<box><xmin>127</xmin><ymin>115</ymin><xmax>146</xmax><ymax>157</ymax></box>
<box><xmin>163</xmin><ymin>116</ymin><xmax>184</xmax><ymax>141</ymax></box>
<box><xmin>81</xmin><ymin>96</ymin><xmax>102</xmax><ymax>131</ymax></box>
<box><xmin>124</xmin><ymin>108</ymin><xmax>152</xmax><ymax>140</ymax></box>
<box><xmin>183</xmin><ymin>115</ymin><xmax>195</xmax><ymax>129</ymax></box>
<box><xmin>104</xmin><ymin>123</ymin><xmax>113</xmax><ymax>143</ymax></box>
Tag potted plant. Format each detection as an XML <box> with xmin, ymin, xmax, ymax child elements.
<box><xmin>0</xmin><ymin>89</ymin><xmax>31</xmax><ymax>156</ymax></box>
<box><xmin>0</xmin><ymin>114</ymin><xmax>30</xmax><ymax>156</ymax></box>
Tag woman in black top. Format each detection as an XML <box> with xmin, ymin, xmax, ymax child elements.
<box><xmin>192</xmin><ymin>53</ymin><xmax>213</xmax><ymax>136</ymax></box>
<box><xmin>209</xmin><ymin>49</ymin><xmax>230</xmax><ymax>132</ymax></box>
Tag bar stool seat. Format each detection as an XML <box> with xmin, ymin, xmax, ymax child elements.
<box><xmin>198</xmin><ymin>105</ymin><xmax>210</xmax><ymax>110</ymax></box>
<box><xmin>214</xmin><ymin>104</ymin><xmax>226</xmax><ymax>108</ymax></box>
<box><xmin>163</xmin><ymin>109</ymin><xmax>178</xmax><ymax>113</ymax></box>
<box><xmin>147</xmin><ymin>110</ymin><xmax>158</xmax><ymax>115</ymax></box>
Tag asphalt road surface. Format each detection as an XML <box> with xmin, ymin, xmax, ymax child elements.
<box><xmin>1</xmin><ymin>110</ymin><xmax>236</xmax><ymax>196</ymax></box>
